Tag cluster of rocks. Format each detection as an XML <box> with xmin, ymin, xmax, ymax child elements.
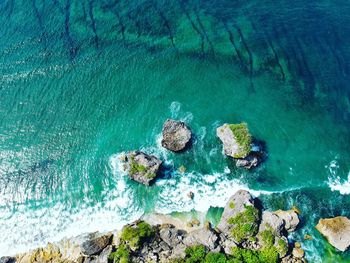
<box><xmin>119</xmin><ymin>119</ymin><xmax>192</xmax><ymax>186</ymax></box>
<box><xmin>4</xmin><ymin>190</ymin><xmax>308</xmax><ymax>263</ymax></box>
<box><xmin>121</xmin><ymin>119</ymin><xmax>266</xmax><ymax>186</ymax></box>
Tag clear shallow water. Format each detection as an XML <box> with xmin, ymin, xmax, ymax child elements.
<box><xmin>0</xmin><ymin>0</ymin><xmax>350</xmax><ymax>261</ymax></box>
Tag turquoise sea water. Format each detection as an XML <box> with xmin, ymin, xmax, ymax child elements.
<box><xmin>0</xmin><ymin>0</ymin><xmax>350</xmax><ymax>261</ymax></box>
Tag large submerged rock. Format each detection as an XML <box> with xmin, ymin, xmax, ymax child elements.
<box><xmin>316</xmin><ymin>216</ymin><xmax>350</xmax><ymax>252</ymax></box>
<box><xmin>161</xmin><ymin>119</ymin><xmax>192</xmax><ymax>152</ymax></box>
<box><xmin>120</xmin><ymin>151</ymin><xmax>162</xmax><ymax>185</ymax></box>
<box><xmin>217</xmin><ymin>123</ymin><xmax>264</xmax><ymax>169</ymax></box>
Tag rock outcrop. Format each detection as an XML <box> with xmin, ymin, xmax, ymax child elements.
<box><xmin>316</xmin><ymin>216</ymin><xmax>350</xmax><ymax>252</ymax></box>
<box><xmin>258</xmin><ymin>211</ymin><xmax>285</xmax><ymax>237</ymax></box>
<box><xmin>274</xmin><ymin>209</ymin><xmax>300</xmax><ymax>232</ymax></box>
<box><xmin>161</xmin><ymin>119</ymin><xmax>192</xmax><ymax>152</ymax></box>
<box><xmin>217</xmin><ymin>123</ymin><xmax>265</xmax><ymax>169</ymax></box>
<box><xmin>120</xmin><ymin>151</ymin><xmax>162</xmax><ymax>185</ymax></box>
<box><xmin>183</xmin><ymin>226</ymin><xmax>220</xmax><ymax>251</ymax></box>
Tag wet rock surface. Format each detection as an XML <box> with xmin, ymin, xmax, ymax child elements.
<box><xmin>161</xmin><ymin>119</ymin><xmax>192</xmax><ymax>152</ymax></box>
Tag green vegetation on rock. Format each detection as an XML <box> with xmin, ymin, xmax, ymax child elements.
<box><xmin>108</xmin><ymin>244</ymin><xmax>130</xmax><ymax>263</ymax></box>
<box><xmin>228</xmin><ymin>123</ymin><xmax>252</xmax><ymax>158</ymax></box>
<box><xmin>227</xmin><ymin>205</ymin><xmax>259</xmax><ymax>243</ymax></box>
<box><xmin>185</xmin><ymin>245</ymin><xmax>207</xmax><ymax>263</ymax></box>
<box><xmin>231</xmin><ymin>247</ymin><xmax>279</xmax><ymax>263</ymax></box>
<box><xmin>129</xmin><ymin>156</ymin><xmax>157</xmax><ymax>180</ymax></box>
<box><xmin>205</xmin><ymin>252</ymin><xmax>230</xmax><ymax>263</ymax></box>
<box><xmin>276</xmin><ymin>238</ymin><xmax>289</xmax><ymax>256</ymax></box>
<box><xmin>182</xmin><ymin>245</ymin><xmax>234</xmax><ymax>263</ymax></box>
<box><xmin>129</xmin><ymin>158</ymin><xmax>147</xmax><ymax>175</ymax></box>
<box><xmin>120</xmin><ymin>221</ymin><xmax>154</xmax><ymax>250</ymax></box>
<box><xmin>229</xmin><ymin>202</ymin><xmax>235</xmax><ymax>209</ymax></box>
<box><xmin>259</xmin><ymin>228</ymin><xmax>275</xmax><ymax>247</ymax></box>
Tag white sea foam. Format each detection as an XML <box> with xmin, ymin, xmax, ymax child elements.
<box><xmin>326</xmin><ymin>159</ymin><xmax>350</xmax><ymax>195</ymax></box>
<box><xmin>169</xmin><ymin>101</ymin><xmax>181</xmax><ymax>118</ymax></box>
<box><xmin>0</xmin><ymin>150</ymin><xmax>275</xmax><ymax>256</ymax></box>
<box><xmin>328</xmin><ymin>172</ymin><xmax>350</xmax><ymax>195</ymax></box>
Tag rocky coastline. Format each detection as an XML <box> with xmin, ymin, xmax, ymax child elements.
<box><xmin>2</xmin><ymin>120</ymin><xmax>349</xmax><ymax>262</ymax></box>
<box><xmin>3</xmin><ymin>190</ymin><xmax>307</xmax><ymax>263</ymax></box>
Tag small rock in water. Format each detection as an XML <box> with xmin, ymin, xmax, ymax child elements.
<box><xmin>187</xmin><ymin>191</ymin><xmax>194</xmax><ymax>199</ymax></box>
<box><xmin>161</xmin><ymin>119</ymin><xmax>192</xmax><ymax>152</ymax></box>
<box><xmin>304</xmin><ymin>234</ymin><xmax>313</xmax><ymax>240</ymax></box>
<box><xmin>121</xmin><ymin>151</ymin><xmax>162</xmax><ymax>186</ymax></box>
<box><xmin>235</xmin><ymin>154</ymin><xmax>259</xmax><ymax>169</ymax></box>
<box><xmin>216</xmin><ymin>123</ymin><xmax>252</xmax><ymax>159</ymax></box>
<box><xmin>178</xmin><ymin>165</ymin><xmax>186</xmax><ymax>174</ymax></box>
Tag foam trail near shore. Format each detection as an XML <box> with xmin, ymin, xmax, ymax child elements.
<box><xmin>326</xmin><ymin>159</ymin><xmax>350</xmax><ymax>195</ymax></box>
<box><xmin>328</xmin><ymin>173</ymin><xmax>350</xmax><ymax>195</ymax></box>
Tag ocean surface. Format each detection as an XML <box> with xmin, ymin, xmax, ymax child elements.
<box><xmin>0</xmin><ymin>0</ymin><xmax>350</xmax><ymax>261</ymax></box>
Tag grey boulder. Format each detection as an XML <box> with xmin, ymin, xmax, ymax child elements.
<box><xmin>161</xmin><ymin>119</ymin><xmax>192</xmax><ymax>152</ymax></box>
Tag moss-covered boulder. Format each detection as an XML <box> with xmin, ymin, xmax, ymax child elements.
<box><xmin>217</xmin><ymin>123</ymin><xmax>252</xmax><ymax>159</ymax></box>
<box><xmin>119</xmin><ymin>221</ymin><xmax>155</xmax><ymax>251</ymax></box>
<box><xmin>217</xmin><ymin>190</ymin><xmax>260</xmax><ymax>244</ymax></box>
<box><xmin>316</xmin><ymin>216</ymin><xmax>350</xmax><ymax>252</ymax></box>
<box><xmin>121</xmin><ymin>151</ymin><xmax>162</xmax><ymax>185</ymax></box>
<box><xmin>216</xmin><ymin>123</ymin><xmax>265</xmax><ymax>169</ymax></box>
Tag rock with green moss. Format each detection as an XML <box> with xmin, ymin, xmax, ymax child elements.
<box><xmin>217</xmin><ymin>190</ymin><xmax>260</xmax><ymax>244</ymax></box>
<box><xmin>217</xmin><ymin>123</ymin><xmax>264</xmax><ymax>169</ymax></box>
<box><xmin>122</xmin><ymin>151</ymin><xmax>162</xmax><ymax>185</ymax></box>
<box><xmin>217</xmin><ymin>123</ymin><xmax>252</xmax><ymax>159</ymax></box>
<box><xmin>119</xmin><ymin>221</ymin><xmax>154</xmax><ymax>251</ymax></box>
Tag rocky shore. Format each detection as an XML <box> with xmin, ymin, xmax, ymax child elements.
<box><xmin>3</xmin><ymin>190</ymin><xmax>308</xmax><ymax>263</ymax></box>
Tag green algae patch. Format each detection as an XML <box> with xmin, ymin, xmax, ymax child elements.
<box><xmin>229</xmin><ymin>123</ymin><xmax>252</xmax><ymax>158</ymax></box>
